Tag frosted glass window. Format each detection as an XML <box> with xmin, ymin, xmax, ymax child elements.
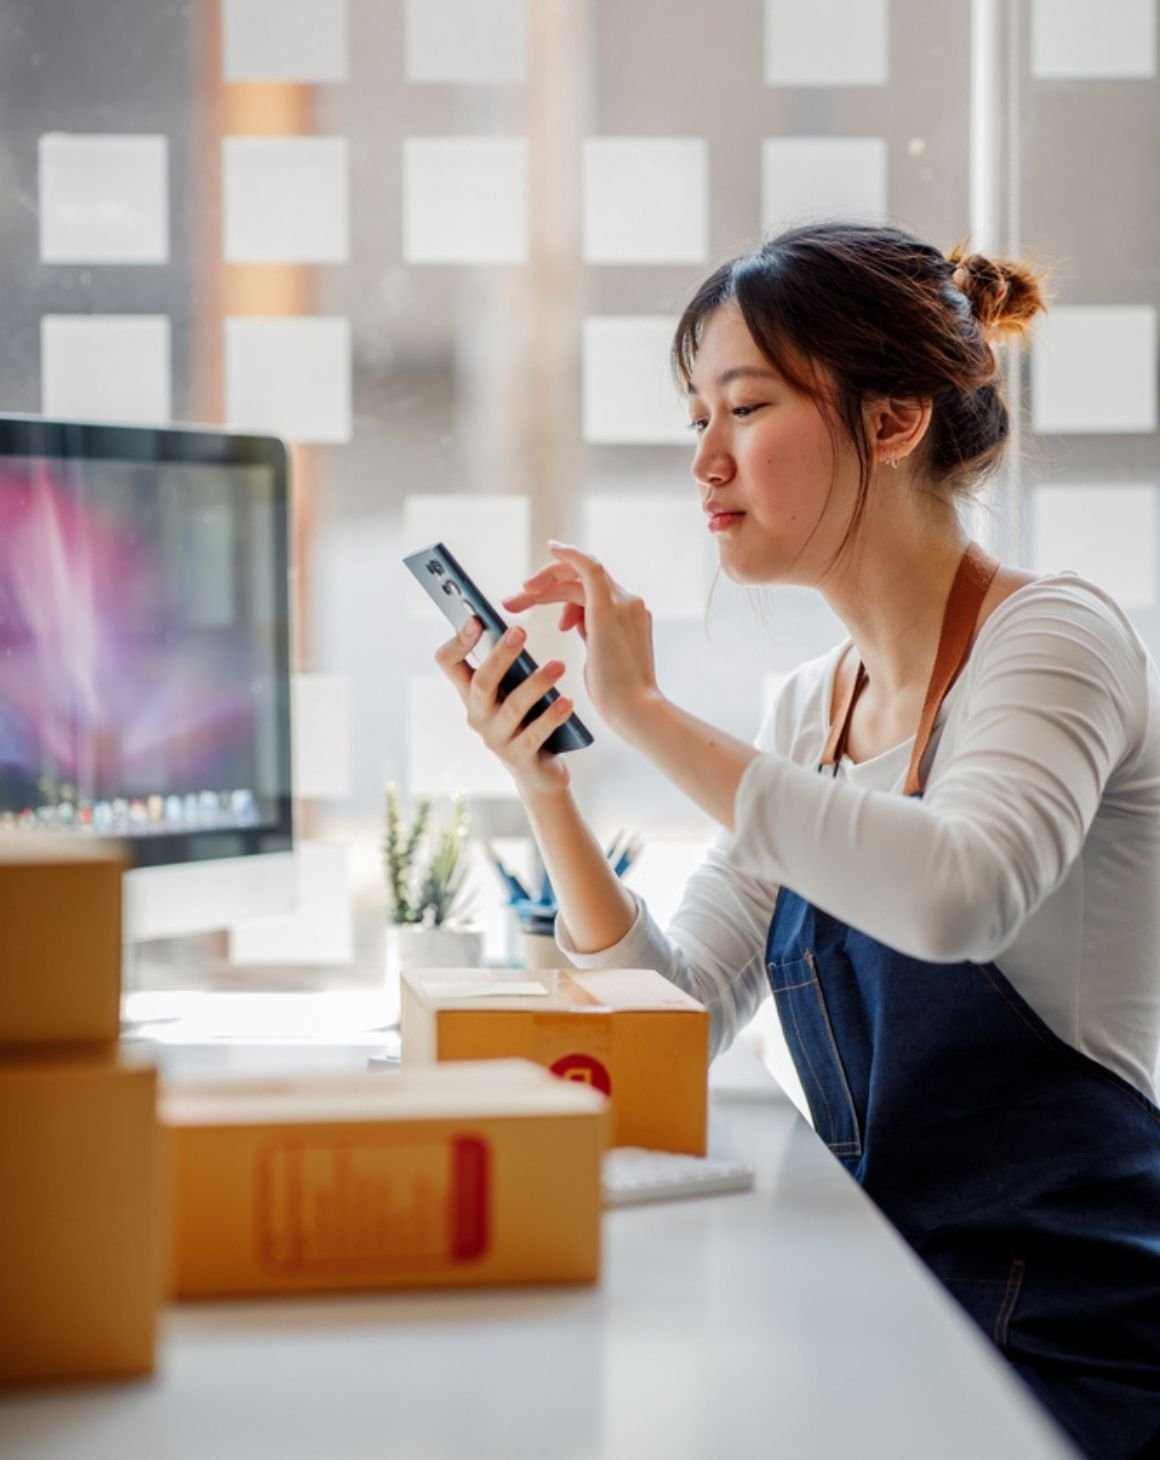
<box><xmin>225</xmin><ymin>316</ymin><xmax>352</xmax><ymax>444</ymax></box>
<box><xmin>764</xmin><ymin>0</ymin><xmax>889</xmax><ymax>86</ymax></box>
<box><xmin>761</xmin><ymin>137</ymin><xmax>888</xmax><ymax>234</ymax></box>
<box><xmin>222</xmin><ymin>0</ymin><xmax>348</xmax><ymax>82</ymax></box>
<box><xmin>1032</xmin><ymin>306</ymin><xmax>1157</xmax><ymax>435</ymax></box>
<box><xmin>403</xmin><ymin>139</ymin><xmax>528</xmax><ymax>264</ymax></box>
<box><xmin>1031</xmin><ymin>0</ymin><xmax>1155</xmax><ymax>79</ymax></box>
<box><xmin>407</xmin><ymin>675</ymin><xmax>517</xmax><ymax>798</ymax></box>
<box><xmin>403</xmin><ymin>495</ymin><xmax>532</xmax><ymax>621</ymax></box>
<box><xmin>582</xmin><ymin>138</ymin><xmax>708</xmax><ymax>265</ymax></box>
<box><xmin>292</xmin><ymin>674</ymin><xmax>351</xmax><ymax>799</ymax></box>
<box><xmin>1031</xmin><ymin>483</ymin><xmax>1157</xmax><ymax>609</ymax></box>
<box><xmin>228</xmin><ymin>842</ymin><xmax>354</xmax><ymax>965</ymax></box>
<box><xmin>582</xmin><ymin>316</ymin><xmax>689</xmax><ymax>445</ymax></box>
<box><xmin>223</xmin><ymin>138</ymin><xmax>349</xmax><ymax>263</ymax></box>
<box><xmin>582</xmin><ymin>497</ymin><xmax>709</xmax><ymax>618</ymax></box>
<box><xmin>41</xmin><ymin>315</ymin><xmax>171</xmax><ymax>425</ymax></box>
<box><xmin>39</xmin><ymin>134</ymin><xmax>168</xmax><ymax>264</ymax></box>
<box><xmin>621</xmin><ymin>836</ymin><xmax>713</xmax><ymax>930</ymax></box>
<box><xmin>405</xmin><ymin>0</ymin><xmax>526</xmax><ymax>82</ymax></box>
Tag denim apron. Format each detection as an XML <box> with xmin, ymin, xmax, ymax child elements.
<box><xmin>764</xmin><ymin>543</ymin><xmax>1160</xmax><ymax>1460</ymax></box>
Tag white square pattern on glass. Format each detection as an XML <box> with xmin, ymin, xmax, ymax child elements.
<box><xmin>228</xmin><ymin>842</ymin><xmax>354</xmax><ymax>965</ymax></box>
<box><xmin>761</xmin><ymin>137</ymin><xmax>888</xmax><ymax>234</ymax></box>
<box><xmin>292</xmin><ymin>673</ymin><xmax>351</xmax><ymax>799</ymax></box>
<box><xmin>407</xmin><ymin>675</ymin><xmax>516</xmax><ymax>798</ymax></box>
<box><xmin>1031</xmin><ymin>0</ymin><xmax>1155</xmax><ymax>79</ymax></box>
<box><xmin>764</xmin><ymin>0</ymin><xmax>889</xmax><ymax>86</ymax></box>
<box><xmin>582</xmin><ymin>497</ymin><xmax>709</xmax><ymax>619</ymax></box>
<box><xmin>621</xmin><ymin>836</ymin><xmax>714</xmax><ymax>931</ymax></box>
<box><xmin>582</xmin><ymin>316</ymin><xmax>689</xmax><ymax>445</ymax></box>
<box><xmin>403</xmin><ymin>495</ymin><xmax>532</xmax><ymax>622</ymax></box>
<box><xmin>222</xmin><ymin>0</ymin><xmax>348</xmax><ymax>82</ymax></box>
<box><xmin>405</xmin><ymin>0</ymin><xmax>526</xmax><ymax>82</ymax></box>
<box><xmin>1032</xmin><ymin>306</ymin><xmax>1157</xmax><ymax>435</ymax></box>
<box><xmin>39</xmin><ymin>134</ymin><xmax>168</xmax><ymax>264</ymax></box>
<box><xmin>223</xmin><ymin>138</ymin><xmax>349</xmax><ymax>263</ymax></box>
<box><xmin>582</xmin><ymin>138</ymin><xmax>709</xmax><ymax>265</ymax></box>
<box><xmin>225</xmin><ymin>316</ymin><xmax>352</xmax><ymax>443</ymax></box>
<box><xmin>41</xmin><ymin>315</ymin><xmax>171</xmax><ymax>425</ymax></box>
<box><xmin>1032</xmin><ymin>484</ymin><xmax>1157</xmax><ymax>610</ymax></box>
<box><xmin>403</xmin><ymin>138</ymin><xmax>528</xmax><ymax>264</ymax></box>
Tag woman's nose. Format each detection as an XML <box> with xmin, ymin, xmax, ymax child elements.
<box><xmin>692</xmin><ymin>437</ymin><xmax>734</xmax><ymax>489</ymax></box>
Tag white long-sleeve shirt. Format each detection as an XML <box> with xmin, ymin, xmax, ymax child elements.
<box><xmin>557</xmin><ymin>574</ymin><xmax>1160</xmax><ymax>1104</ymax></box>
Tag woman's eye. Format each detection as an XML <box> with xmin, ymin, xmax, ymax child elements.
<box><xmin>687</xmin><ymin>419</ymin><xmax>708</xmax><ymax>434</ymax></box>
<box><xmin>732</xmin><ymin>404</ymin><xmax>765</xmax><ymax>418</ymax></box>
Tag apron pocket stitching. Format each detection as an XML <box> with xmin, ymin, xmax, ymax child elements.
<box><xmin>804</xmin><ymin>949</ymin><xmax>864</xmax><ymax>1158</ymax></box>
<box><xmin>779</xmin><ymin>970</ymin><xmax>840</xmax><ymax>1145</ymax></box>
<box><xmin>994</xmin><ymin>1257</ymin><xmax>1025</xmax><ymax>1350</ymax></box>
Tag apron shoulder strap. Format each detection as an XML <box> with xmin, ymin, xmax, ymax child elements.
<box><xmin>903</xmin><ymin>540</ymin><xmax>1000</xmax><ymax>795</ymax></box>
<box><xmin>818</xmin><ymin>542</ymin><xmax>1001</xmax><ymax>794</ymax></box>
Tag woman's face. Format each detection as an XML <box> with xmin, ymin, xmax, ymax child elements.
<box><xmin>687</xmin><ymin>302</ymin><xmax>862</xmax><ymax>586</ymax></box>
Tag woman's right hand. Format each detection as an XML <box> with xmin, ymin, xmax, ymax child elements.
<box><xmin>434</xmin><ymin>616</ymin><xmax>575</xmax><ymax>797</ymax></box>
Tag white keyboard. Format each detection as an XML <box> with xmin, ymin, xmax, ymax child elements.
<box><xmin>602</xmin><ymin>1147</ymin><xmax>756</xmax><ymax>1207</ymax></box>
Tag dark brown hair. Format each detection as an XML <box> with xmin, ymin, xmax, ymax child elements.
<box><xmin>672</xmin><ymin>221</ymin><xmax>1048</xmax><ymax>547</ymax></box>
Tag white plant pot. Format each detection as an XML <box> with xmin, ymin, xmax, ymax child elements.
<box><xmin>384</xmin><ymin>923</ymin><xmax>484</xmax><ymax>1025</ymax></box>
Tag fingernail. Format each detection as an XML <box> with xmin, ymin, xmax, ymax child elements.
<box><xmin>546</xmin><ymin>660</ymin><xmax>564</xmax><ymax>677</ymax></box>
<box><xmin>460</xmin><ymin>618</ymin><xmax>479</xmax><ymax>640</ymax></box>
<box><xmin>505</xmin><ymin>627</ymin><xmax>524</xmax><ymax>646</ymax></box>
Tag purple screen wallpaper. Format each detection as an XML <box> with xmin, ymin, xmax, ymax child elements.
<box><xmin>0</xmin><ymin>455</ymin><xmax>285</xmax><ymax>835</ymax></box>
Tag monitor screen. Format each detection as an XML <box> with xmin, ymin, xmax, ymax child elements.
<box><xmin>0</xmin><ymin>416</ymin><xmax>293</xmax><ymax>868</ymax></box>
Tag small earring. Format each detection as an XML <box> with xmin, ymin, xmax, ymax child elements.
<box><xmin>886</xmin><ymin>456</ymin><xmax>900</xmax><ymax>469</ymax></box>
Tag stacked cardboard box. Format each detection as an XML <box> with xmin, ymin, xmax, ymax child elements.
<box><xmin>0</xmin><ymin>839</ymin><xmax>162</xmax><ymax>1385</ymax></box>
<box><xmin>401</xmin><ymin>966</ymin><xmax>710</xmax><ymax>1155</ymax></box>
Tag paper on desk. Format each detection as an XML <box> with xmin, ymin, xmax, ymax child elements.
<box><xmin>425</xmin><ymin>979</ymin><xmax>549</xmax><ymax>999</ymax></box>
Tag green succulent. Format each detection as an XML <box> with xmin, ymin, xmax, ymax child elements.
<box><xmin>383</xmin><ymin>786</ymin><xmax>473</xmax><ymax>927</ymax></box>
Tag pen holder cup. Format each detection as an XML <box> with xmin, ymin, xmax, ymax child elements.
<box><xmin>520</xmin><ymin>928</ymin><xmax>572</xmax><ymax>970</ymax></box>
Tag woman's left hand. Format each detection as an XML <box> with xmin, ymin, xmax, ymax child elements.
<box><xmin>501</xmin><ymin>541</ymin><xmax>661</xmax><ymax>739</ymax></box>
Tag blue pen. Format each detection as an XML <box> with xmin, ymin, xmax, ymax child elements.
<box><xmin>482</xmin><ymin>840</ymin><xmax>532</xmax><ymax>903</ymax></box>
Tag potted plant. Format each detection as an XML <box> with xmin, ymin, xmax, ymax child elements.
<box><xmin>383</xmin><ymin>786</ymin><xmax>482</xmax><ymax>1004</ymax></box>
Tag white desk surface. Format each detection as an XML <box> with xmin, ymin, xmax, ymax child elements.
<box><xmin>0</xmin><ymin>1021</ymin><xmax>1077</xmax><ymax>1460</ymax></box>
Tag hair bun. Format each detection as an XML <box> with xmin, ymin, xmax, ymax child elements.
<box><xmin>946</xmin><ymin>244</ymin><xmax>1048</xmax><ymax>341</ymax></box>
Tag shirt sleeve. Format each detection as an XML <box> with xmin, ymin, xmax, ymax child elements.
<box><xmin>729</xmin><ymin>582</ymin><xmax>1148</xmax><ymax>964</ymax></box>
<box><xmin>555</xmin><ymin>829</ymin><xmax>777</xmax><ymax>1059</ymax></box>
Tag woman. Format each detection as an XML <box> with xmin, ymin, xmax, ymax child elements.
<box><xmin>434</xmin><ymin>222</ymin><xmax>1160</xmax><ymax>1459</ymax></box>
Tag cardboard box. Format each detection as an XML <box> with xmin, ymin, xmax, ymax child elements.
<box><xmin>0</xmin><ymin>1050</ymin><xmax>161</xmax><ymax>1385</ymax></box>
<box><xmin>0</xmin><ymin>837</ymin><xmax>124</xmax><ymax>1046</ymax></box>
<box><xmin>401</xmin><ymin>967</ymin><xmax>709</xmax><ymax>1155</ymax></box>
<box><xmin>163</xmin><ymin>1059</ymin><xmax>608</xmax><ymax>1298</ymax></box>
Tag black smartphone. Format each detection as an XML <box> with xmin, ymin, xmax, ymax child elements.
<box><xmin>403</xmin><ymin>541</ymin><xmax>594</xmax><ymax>755</ymax></box>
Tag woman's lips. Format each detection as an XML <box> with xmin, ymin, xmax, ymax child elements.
<box><xmin>708</xmin><ymin>511</ymin><xmax>745</xmax><ymax>533</ymax></box>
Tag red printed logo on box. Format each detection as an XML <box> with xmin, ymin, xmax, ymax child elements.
<box><xmin>550</xmin><ymin>1053</ymin><xmax>612</xmax><ymax>1095</ymax></box>
<box><xmin>256</xmin><ymin>1131</ymin><xmax>490</xmax><ymax>1275</ymax></box>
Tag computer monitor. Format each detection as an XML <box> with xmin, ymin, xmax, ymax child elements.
<box><xmin>0</xmin><ymin>414</ymin><xmax>296</xmax><ymax>942</ymax></box>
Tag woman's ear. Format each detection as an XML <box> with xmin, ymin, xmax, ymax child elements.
<box><xmin>868</xmin><ymin>397</ymin><xmax>932</xmax><ymax>467</ymax></box>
